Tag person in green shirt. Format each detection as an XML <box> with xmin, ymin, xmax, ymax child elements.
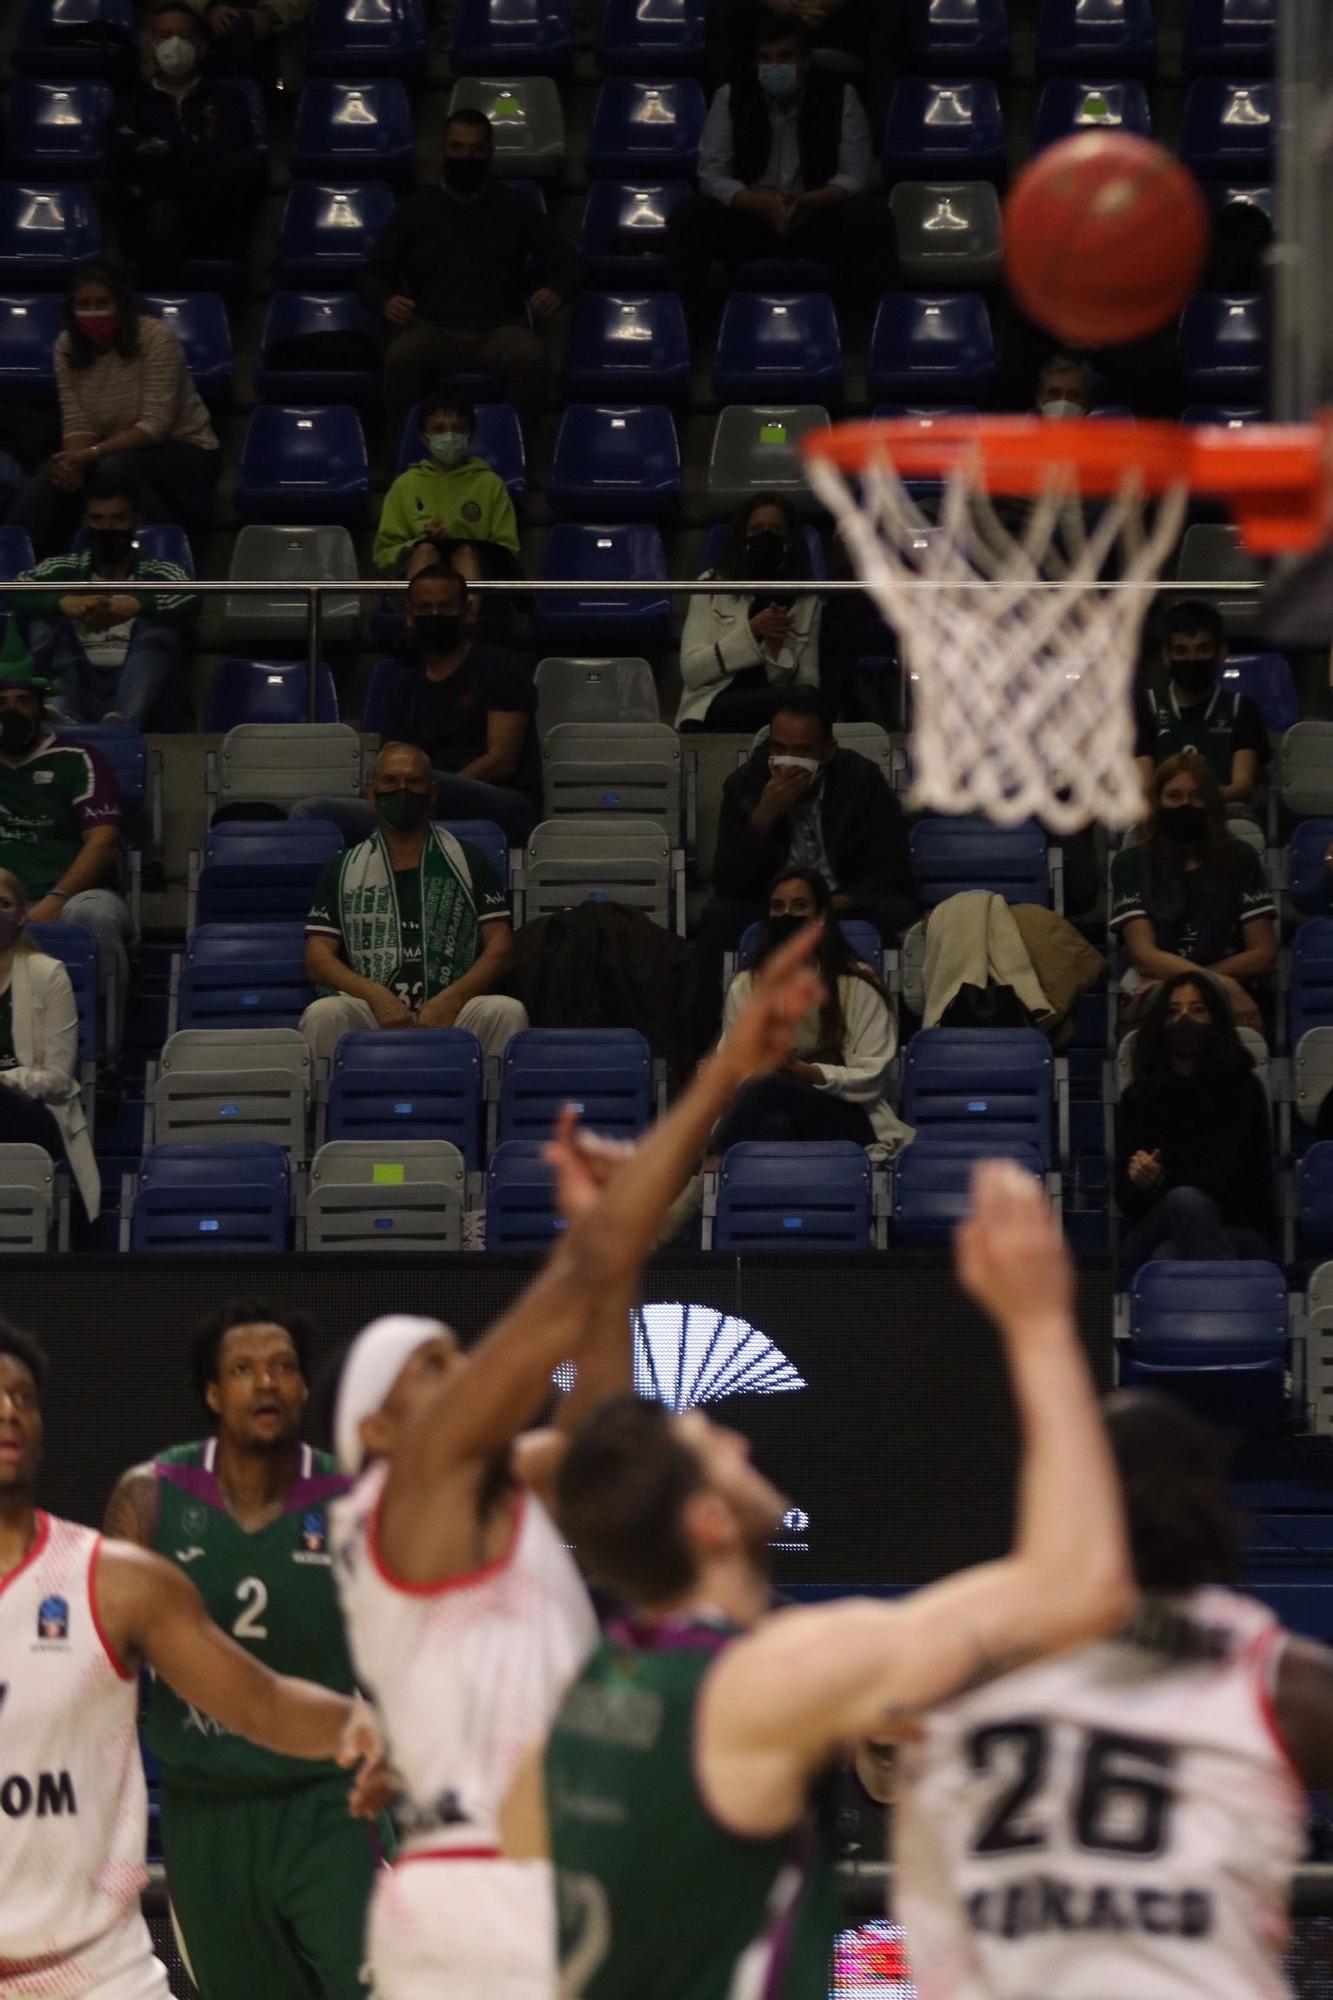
<box><xmin>546</xmin><ymin>1162</ymin><xmax>1132</xmax><ymax>2000</ymax></box>
<box><xmin>104</xmin><ymin>1297</ymin><xmax>392</xmax><ymax>2000</ymax></box>
<box><xmin>374</xmin><ymin>389</ymin><xmax>519</xmax><ymax>577</ymax></box>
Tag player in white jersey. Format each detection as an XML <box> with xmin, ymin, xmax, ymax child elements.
<box><xmin>328</xmin><ymin>923</ymin><xmax>830</xmax><ymax>2000</ymax></box>
<box><xmin>0</xmin><ymin>1320</ymin><xmax>383</xmax><ymax>2000</ymax></box>
<box><xmin>897</xmin><ymin>1389</ymin><xmax>1333</xmax><ymax>2000</ymax></box>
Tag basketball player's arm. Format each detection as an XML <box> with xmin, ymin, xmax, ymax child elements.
<box><xmin>698</xmin><ymin>1163</ymin><xmax>1134</xmax><ymax>1835</ymax></box>
<box><xmin>101</xmin><ymin>1460</ymin><xmax>158</xmax><ymax>1546</ymax></box>
<box><xmin>1272</xmin><ymin>1635</ymin><xmax>1333</xmax><ymax>1791</ymax></box>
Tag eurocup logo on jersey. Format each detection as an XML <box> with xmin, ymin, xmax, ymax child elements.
<box><xmin>294</xmin><ymin>1510</ymin><xmax>330</xmax><ymax>1564</ymax></box>
<box><xmin>36</xmin><ymin>1594</ymin><xmax>69</xmax><ymax>1643</ymax></box>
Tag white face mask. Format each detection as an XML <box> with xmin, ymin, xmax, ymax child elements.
<box><xmin>1040</xmin><ymin>397</ymin><xmax>1086</xmax><ymax>420</ymax></box>
<box><xmin>426</xmin><ymin>430</ymin><xmax>468</xmax><ymax>468</ymax></box>
<box><xmin>770</xmin><ymin>754</ymin><xmax>820</xmax><ymax>776</ymax></box>
<box><xmin>155</xmin><ymin>33</ymin><xmax>197</xmax><ymax>76</ymax></box>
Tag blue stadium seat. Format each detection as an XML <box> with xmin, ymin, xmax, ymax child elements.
<box><xmin>450</xmin><ymin>0</ymin><xmax>572</xmax><ymax>75</ymax></box>
<box><xmin>141</xmin><ymin>293</ymin><xmax>233</xmax><ymax>407</ymax></box>
<box><xmin>486</xmin><ymin>1140</ymin><xmax>560</xmax><ymax>1248</ymax></box>
<box><xmin>254</xmin><ymin>291</ymin><xmax>382</xmax><ymax>406</ymax></box>
<box><xmin>586</xmin><ymin>79</ymin><xmax>706</xmax><ymax>179</ymax></box>
<box><xmin>71</xmin><ymin>522</ymin><xmax>195</xmax><ymax>576</ymax></box>
<box><xmin>15</xmin><ymin>0</ymin><xmax>136</xmax><ymax>78</ymax></box>
<box><xmin>498</xmin><ymin>1027</ymin><xmax>654</xmax><ymax>1142</ymax></box>
<box><xmin>1122</xmin><ymin>1258</ymin><xmax>1287</xmax><ymax>1429</ymax></box>
<box><xmin>1180</xmin><ymin>402</ymin><xmax>1264</xmax><ymax>429</ymax></box>
<box><xmin>1180</xmin><ymin>79</ymin><xmax>1273</xmax><ymax>179</ymax></box>
<box><xmin>359</xmin><ymin>657</ymin><xmax>401</xmax><ymax>732</ymax></box>
<box><xmin>736</xmin><ymin>917</ymin><xmax>883</xmax><ymax>975</ymax></box>
<box><xmin>275</xmin><ymin>183</ymin><xmax>395</xmax><ymax>288</ymax></box>
<box><xmin>1289</xmin><ymin>920</ymin><xmax>1333</xmax><ymax>1046</ymax></box>
<box><xmin>1221</xmin><ymin>650</ymin><xmax>1298</xmax><ymax>733</ymax></box>
<box><xmin>392</xmin><ymin>400</ymin><xmax>526</xmax><ymax>492</ymax></box>
<box><xmin>699</xmin><ymin>519</ymin><xmax>826</xmax><ymax>578</ymax></box>
<box><xmin>911</xmin><ymin>816</ymin><xmax>1051</xmax><ymax>908</ymax></box>
<box><xmin>1177</xmin><ymin>294</ymin><xmax>1266</xmax><ymax>402</ymax></box>
<box><xmin>327</xmin><ymin>1029</ymin><xmax>485</xmax><ymax>1167</ymax></box>
<box><xmin>868</xmin><ymin>293</ymin><xmax>996</xmax><ymax>404</ymax></box>
<box><xmin>549</xmin><ymin>405</ymin><xmax>682</xmax><ymax>524</ymax></box>
<box><xmin>194</xmin><ymin>819</ymin><xmax>344</xmax><ymax>926</ymax></box>
<box><xmin>0</xmin><ymin>184</ymin><xmax>101</xmax><ymax>286</ymax></box>
<box><xmin>1035</xmin><ymin>0</ymin><xmax>1157</xmax><ymax>76</ymax></box>
<box><xmin>564</xmin><ymin>292</ymin><xmax>691</xmax><ymax>405</ymax></box>
<box><xmin>712</xmin><ymin>1141</ymin><xmax>873</xmax><ymax>1253</ymax></box>
<box><xmin>27</xmin><ymin>921</ymin><xmax>99</xmax><ymax>1064</ymax></box>
<box><xmin>882</xmin><ymin>81</ymin><xmax>1007</xmax><ymax>183</ymax></box>
<box><xmin>235</xmin><ymin>406</ymin><xmax>370</xmax><ymax>526</ymax></box>
<box><xmin>1032</xmin><ymin>79</ymin><xmax>1153</xmax><ymax>150</ymax></box>
<box><xmin>174</xmin><ymin>83</ymin><xmax>267</xmax><ymax>291</ymax></box>
<box><xmin>50</xmin><ymin>722</ymin><xmax>147</xmax><ymax>815</ymax></box>
<box><xmin>1287</xmin><ymin>821</ymin><xmax>1333</xmax><ymax>919</ymax></box>
<box><xmin>130</xmin><ymin>1142</ymin><xmax>290</xmax><ymax>1254</ymax></box>
<box><xmin>902</xmin><ymin>1027</ymin><xmax>1056</xmax><ymax>1170</ymax></box>
<box><xmin>0</xmin><ymin>294</ymin><xmax>63</xmax><ymax>404</ymax></box>
<box><xmin>177</xmin><ymin>924</ymin><xmax>315</xmax><ymax>1031</ymax></box>
<box><xmin>580</xmin><ymin>181</ymin><xmax>688</xmax><ymax>288</ymax></box>
<box><xmin>891</xmin><ymin>1135</ymin><xmax>1045</xmax><ymax>1247</ymax></box>
<box><xmin>441</xmin><ymin>818</ymin><xmax>510</xmax><ymax>889</ymax></box>
<box><xmin>535</xmin><ymin>524</ymin><xmax>671</xmax><ymax>654</ymax></box>
<box><xmin>713</xmin><ymin>294</ymin><xmax>843</xmax><ymax>405</ymax></box>
<box><xmin>598</xmin><ymin>0</ymin><xmax>705</xmax><ymax>73</ymax></box>
<box><xmin>1183</xmin><ymin>0</ymin><xmax>1273</xmax><ymax>76</ymax></box>
<box><xmin>1299</xmin><ymin>1144</ymin><xmax>1333</xmax><ymax>1254</ymax></box>
<box><xmin>6</xmin><ymin>81</ymin><xmax>113</xmax><ymax>179</ymax></box>
<box><xmin>307</xmin><ymin>0</ymin><xmax>428</xmax><ymax>75</ymax></box>
<box><xmin>909</xmin><ymin>0</ymin><xmax>1010</xmax><ymax>75</ymax></box>
<box><xmin>0</xmin><ymin>528</ymin><xmax>36</xmax><ymax>577</ymax></box>
<box><xmin>290</xmin><ymin>81</ymin><xmax>416</xmax><ymax>188</ymax></box>
<box><xmin>203</xmin><ymin>658</ymin><xmax>339</xmax><ymax>729</ymax></box>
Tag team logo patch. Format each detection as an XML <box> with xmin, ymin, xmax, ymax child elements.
<box><xmin>182</xmin><ymin>1502</ymin><xmax>208</xmax><ymax>1539</ymax></box>
<box><xmin>461</xmin><ymin>500</ymin><xmax>482</xmax><ymax>524</ymax></box>
<box><xmin>36</xmin><ymin>1595</ymin><xmax>68</xmax><ymax>1641</ymax></box>
<box><xmin>294</xmin><ymin>1509</ymin><xmax>331</xmax><ymax>1565</ymax></box>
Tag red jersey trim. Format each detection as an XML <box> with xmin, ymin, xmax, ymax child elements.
<box><xmin>89</xmin><ymin>1534</ymin><xmax>135</xmax><ymax>1681</ymax></box>
<box><xmin>368</xmin><ymin>1485</ymin><xmax>526</xmax><ymax>1600</ymax></box>
<box><xmin>0</xmin><ymin>1509</ymin><xmax>50</xmax><ymax>1602</ymax></box>
<box><xmin>1248</xmin><ymin>1623</ymin><xmax>1305</xmax><ymax>1793</ymax></box>
<box><xmin>396</xmin><ymin>1846</ymin><xmax>503</xmax><ymax>1865</ymax></box>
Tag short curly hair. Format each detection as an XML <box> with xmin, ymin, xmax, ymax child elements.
<box><xmin>0</xmin><ymin>1318</ymin><xmax>48</xmax><ymax>1404</ymax></box>
<box><xmin>189</xmin><ymin>1299</ymin><xmax>317</xmax><ymax>1408</ymax></box>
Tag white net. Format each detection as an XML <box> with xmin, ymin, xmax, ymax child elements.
<box><xmin>805</xmin><ymin>442</ymin><xmax>1189</xmax><ymax>834</ymax></box>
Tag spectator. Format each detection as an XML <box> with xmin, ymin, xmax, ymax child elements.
<box><xmin>0</xmin><ymin>867</ymin><xmax>98</xmax><ymax>1221</ymax></box>
<box><xmin>179</xmin><ymin>0</ymin><xmax>307</xmax><ymax>83</ymax></box>
<box><xmin>373</xmin><ymin>390</ymin><xmax>519</xmax><ymax>577</ymax></box>
<box><xmin>707</xmin><ymin>0</ymin><xmax>893</xmax><ymax>96</ymax></box>
<box><xmin>300</xmin><ymin>740</ymin><xmax>526</xmax><ymax>1064</ymax></box>
<box><xmin>1134</xmin><ymin>601</ymin><xmax>1268</xmax><ymax>807</ymax></box>
<box><xmin>0</xmin><ymin>643</ymin><xmax>131</xmax><ymax>1044</ymax></box>
<box><xmin>677</xmin><ymin>493</ymin><xmax>821</xmax><ymax>732</ymax></box>
<box><xmin>1115</xmin><ymin>969</ymin><xmax>1275</xmax><ymax>1271</ymax></box>
<box><xmin>714</xmin><ymin>867</ymin><xmax>911</xmax><ymax>1151</ymax></box>
<box><xmin>1110</xmin><ymin>752</ymin><xmax>1276</xmax><ymax>1031</ymax></box>
<box><xmin>1035</xmin><ymin>352</ymin><xmax>1095</xmax><ymax>418</ymax></box>
<box><xmin>17</xmin><ymin>469</ymin><xmax>197</xmax><ymax>726</ymax></box>
<box><xmin>4</xmin><ymin>261</ymin><xmax>220</xmax><ymax>561</ymax></box>
<box><xmin>361</xmin><ymin>109</ymin><xmax>578</xmax><ymax>446</ymax></box>
<box><xmin>669</xmin><ymin>9</ymin><xmax>888</xmax><ymax>322</ymax></box>
<box><xmin>107</xmin><ymin>4</ymin><xmax>266</xmax><ymax>284</ymax></box>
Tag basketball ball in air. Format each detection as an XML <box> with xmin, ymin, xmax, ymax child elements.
<box><xmin>1004</xmin><ymin>130</ymin><xmax>1211</xmax><ymax>347</ymax></box>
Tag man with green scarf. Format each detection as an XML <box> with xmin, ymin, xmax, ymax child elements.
<box><xmin>301</xmin><ymin>740</ymin><xmax>526</xmax><ymax>1065</ymax></box>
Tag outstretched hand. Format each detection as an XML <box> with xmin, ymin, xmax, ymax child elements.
<box><xmin>722</xmin><ymin>920</ymin><xmax>824</xmax><ymax>1083</ymax></box>
<box><xmin>955</xmin><ymin>1159</ymin><xmax>1074</xmax><ymax>1333</ymax></box>
<box><xmin>544</xmin><ymin>1103</ymin><xmax>636</xmax><ymax>1226</ymax></box>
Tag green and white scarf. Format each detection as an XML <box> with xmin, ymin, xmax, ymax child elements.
<box><xmin>332</xmin><ymin>825</ymin><xmax>480</xmax><ymax>996</ymax></box>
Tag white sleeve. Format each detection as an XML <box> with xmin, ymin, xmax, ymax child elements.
<box><xmin>810</xmin><ymin>976</ymin><xmax>896</xmax><ymax>1103</ymax></box>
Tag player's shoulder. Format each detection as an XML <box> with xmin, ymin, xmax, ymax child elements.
<box><xmin>153</xmin><ymin>1440</ymin><xmax>208</xmax><ymax>1471</ymax></box>
<box><xmin>310</xmin><ymin>1447</ymin><xmax>347</xmax><ymax>1481</ymax></box>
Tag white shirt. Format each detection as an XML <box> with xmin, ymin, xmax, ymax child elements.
<box><xmin>698</xmin><ymin>81</ymin><xmax>872</xmax><ymax>205</ymax></box>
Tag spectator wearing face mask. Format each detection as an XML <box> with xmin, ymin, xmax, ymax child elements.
<box><xmin>1134</xmin><ymin>600</ymin><xmax>1268</xmax><ymax>809</ymax></box>
<box><xmin>1115</xmin><ymin>970</ymin><xmax>1275</xmax><ymax>1272</ymax></box>
<box><xmin>4</xmin><ymin>261</ymin><xmax>220</xmax><ymax>561</ymax></box>
<box><xmin>0</xmin><ymin>867</ymin><xmax>99</xmax><ymax>1221</ymax></box>
<box><xmin>300</xmin><ymin>740</ymin><xmax>525</xmax><ymax>1065</ymax></box>
<box><xmin>1110</xmin><ymin>752</ymin><xmax>1276</xmax><ymax>1031</ymax></box>
<box><xmin>373</xmin><ymin>391</ymin><xmax>519</xmax><ymax>578</ymax></box>
<box><xmin>1035</xmin><ymin>352</ymin><xmax>1095</xmax><ymax>419</ymax></box>
<box><xmin>16</xmin><ymin>469</ymin><xmax>197</xmax><ymax>726</ymax></box>
<box><xmin>107</xmin><ymin>3</ymin><xmax>267</xmax><ymax>286</ymax></box>
<box><xmin>677</xmin><ymin>493</ymin><xmax>821</xmax><ymax>731</ymax></box>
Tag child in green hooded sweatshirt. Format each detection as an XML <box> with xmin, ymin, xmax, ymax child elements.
<box><xmin>373</xmin><ymin>390</ymin><xmax>519</xmax><ymax>575</ymax></box>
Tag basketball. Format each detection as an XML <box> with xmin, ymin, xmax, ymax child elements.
<box><xmin>1004</xmin><ymin>129</ymin><xmax>1212</xmax><ymax>348</ymax></box>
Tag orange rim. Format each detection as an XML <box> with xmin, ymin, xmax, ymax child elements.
<box><xmin>801</xmin><ymin>415</ymin><xmax>1333</xmax><ymax>555</ymax></box>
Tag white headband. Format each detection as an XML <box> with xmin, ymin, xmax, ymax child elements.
<box><xmin>334</xmin><ymin>1314</ymin><xmax>448</xmax><ymax>1475</ymax></box>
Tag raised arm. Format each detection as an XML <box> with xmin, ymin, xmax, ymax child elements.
<box><xmin>1273</xmin><ymin>1635</ymin><xmax>1333</xmax><ymax>1792</ymax></box>
<box><xmin>700</xmin><ymin>1162</ymin><xmax>1134</xmax><ymax>1835</ymax></box>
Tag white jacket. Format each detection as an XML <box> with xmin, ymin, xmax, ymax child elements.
<box><xmin>675</xmin><ymin>578</ymin><xmax>821</xmax><ymax>729</ymax></box>
<box><xmin>722</xmin><ymin>967</ymin><xmax>913</xmax><ymax>1154</ymax></box>
<box><xmin>2</xmin><ymin>950</ymin><xmax>99</xmax><ymax>1219</ymax></box>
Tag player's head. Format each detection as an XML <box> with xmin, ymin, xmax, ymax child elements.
<box><xmin>333</xmin><ymin>1314</ymin><xmax>468</xmax><ymax>1474</ymax></box>
<box><xmin>1162</xmin><ymin>599</ymin><xmax>1227</xmax><ymax>697</ymax></box>
<box><xmin>0</xmin><ymin>1319</ymin><xmax>46</xmax><ymax>1496</ymax></box>
<box><xmin>1104</xmin><ymin>1389</ymin><xmax>1240</xmax><ymax>1591</ymax></box>
<box><xmin>556</xmin><ymin>1395</ymin><xmax>787</xmax><ymax>1610</ymax></box>
<box><xmin>190</xmin><ymin>1298</ymin><xmax>315</xmax><ymax>1450</ymax></box>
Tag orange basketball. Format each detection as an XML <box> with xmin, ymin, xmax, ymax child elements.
<box><xmin>1004</xmin><ymin>130</ymin><xmax>1211</xmax><ymax>348</ymax></box>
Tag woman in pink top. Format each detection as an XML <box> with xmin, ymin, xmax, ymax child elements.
<box><xmin>5</xmin><ymin>260</ymin><xmax>220</xmax><ymax>559</ymax></box>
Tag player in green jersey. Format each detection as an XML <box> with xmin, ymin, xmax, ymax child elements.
<box><xmin>104</xmin><ymin>1299</ymin><xmax>389</xmax><ymax>2000</ymax></box>
<box><xmin>546</xmin><ymin>1162</ymin><xmax>1134</xmax><ymax>2000</ymax></box>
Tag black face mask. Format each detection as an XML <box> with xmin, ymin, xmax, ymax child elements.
<box><xmin>1170</xmin><ymin>656</ymin><xmax>1218</xmax><ymax>700</ymax></box>
<box><xmin>1158</xmin><ymin>802</ymin><xmax>1208</xmax><ymax>846</ymax></box>
<box><xmin>375</xmin><ymin>788</ymin><xmax>432</xmax><ymax>833</ymax></box>
<box><xmin>0</xmin><ymin>708</ymin><xmax>39</xmax><ymax>756</ymax></box>
<box><xmin>1165</xmin><ymin>1016</ymin><xmax>1216</xmax><ymax>1061</ymax></box>
<box><xmin>745</xmin><ymin>528</ymin><xmax>790</xmax><ymax>578</ymax></box>
<box><xmin>443</xmin><ymin>155</ymin><xmax>489</xmax><ymax>196</ymax></box>
<box><xmin>414</xmin><ymin>613</ymin><xmax>463</xmax><ymax>655</ymax></box>
<box><xmin>88</xmin><ymin>527</ymin><xmax>135</xmax><ymax>568</ymax></box>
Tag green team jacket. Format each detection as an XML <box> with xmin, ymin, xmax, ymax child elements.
<box><xmin>373</xmin><ymin>456</ymin><xmax>520</xmax><ymax>574</ymax></box>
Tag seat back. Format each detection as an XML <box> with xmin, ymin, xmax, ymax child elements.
<box><xmin>486</xmin><ymin>1140</ymin><xmax>561</xmax><ymax>1248</ymax></box>
<box><xmin>902</xmin><ymin>1027</ymin><xmax>1056</xmax><ymax>1169</ymax></box>
<box><xmin>1289</xmin><ymin>921</ymin><xmax>1333</xmax><ymax>1047</ymax></box>
<box><xmin>275</xmin><ymin>182</ymin><xmax>396</xmax><ymax>286</ymax></box>
<box><xmin>51</xmin><ymin>723</ymin><xmax>147</xmax><ymax>817</ymax></box>
<box><xmin>306</xmin><ymin>1138</ymin><xmax>465</xmax><ymax>1252</ymax></box>
<box><xmin>215</xmin><ymin>723</ymin><xmax>363</xmax><ymax>810</ymax></box>
<box><xmin>0</xmin><ymin>1142</ymin><xmax>55</xmax><ymax>1252</ymax></box>
<box><xmin>705</xmin><ymin>403</ymin><xmax>830</xmax><ymax>515</ymax></box>
<box><xmin>1129</xmin><ymin>1257</ymin><xmax>1286</xmax><ymax>1358</ymax></box>
<box><xmin>522</xmin><ymin>816</ymin><xmax>672</xmax><ymax>928</ymax></box>
<box><xmin>541</xmin><ymin>721</ymin><xmax>682</xmax><ymax>834</ymax></box>
<box><xmin>1294</xmin><ymin>1028</ymin><xmax>1333</xmax><ymax>1128</ymax></box>
<box><xmin>224</xmin><ymin>525</ymin><xmax>360</xmax><ymax>651</ymax></box>
<box><xmin>498</xmin><ymin>1027</ymin><xmax>654</xmax><ymax>1142</ymax></box>
<box><xmin>130</xmin><ymin>1141</ymin><xmax>289</xmax><ymax>1253</ymax></box>
<box><xmin>911</xmin><ymin>815</ymin><xmax>1050</xmax><ymax>907</ymax></box>
<box><xmin>205</xmin><ymin>657</ymin><xmax>339</xmax><ymax>730</ymax></box>
<box><xmin>440</xmin><ymin>818</ymin><xmax>510</xmax><ymax>890</ymax></box>
<box><xmin>712</xmin><ymin>1140</ymin><xmax>872</xmax><ymax>1252</ymax></box>
<box><xmin>733</xmin><ymin>918</ymin><xmax>884</xmax><ymax>978</ymax></box>
<box><xmin>1281</xmin><ymin>723</ymin><xmax>1333</xmax><ymax>819</ymax></box>
<box><xmin>152</xmin><ymin>1028</ymin><xmax>312</xmax><ymax>1154</ymax></box>
<box><xmin>1298</xmin><ymin>1142</ymin><xmax>1333</xmax><ymax>1252</ymax></box>
<box><xmin>891</xmin><ymin>1135</ymin><xmax>1045</xmax><ymax>1247</ymax></box>
<box><xmin>447</xmin><ymin>76</ymin><xmax>566</xmax><ymax>175</ymax></box>
<box><xmin>194</xmin><ymin>818</ymin><xmax>345</xmax><ymax>926</ymax></box>
<box><xmin>534</xmin><ymin>657</ymin><xmax>658</xmax><ymax>737</ymax></box>
<box><xmin>889</xmin><ymin>181</ymin><xmax>1004</xmax><ymax>284</ymax></box>
<box><xmin>1222</xmin><ymin>650</ymin><xmax>1298</xmax><ymax>733</ymax></box>
<box><xmin>177</xmin><ymin>924</ymin><xmax>315</xmax><ymax>1030</ymax></box>
<box><xmin>326</xmin><ymin>1028</ymin><xmax>484</xmax><ymax>1168</ymax></box>
<box><xmin>26</xmin><ymin>922</ymin><xmax>99</xmax><ymax>1065</ymax></box>
<box><xmin>1173</xmin><ymin>521</ymin><xmax>1266</xmax><ymax>641</ymax></box>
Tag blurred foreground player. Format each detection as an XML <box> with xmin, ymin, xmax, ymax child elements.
<box><xmin>897</xmin><ymin>1389</ymin><xmax>1333</xmax><ymax>2000</ymax></box>
<box><xmin>545</xmin><ymin>1163</ymin><xmax>1131</xmax><ymax>2000</ymax></box>
<box><xmin>0</xmin><ymin>1319</ymin><xmax>380</xmax><ymax>2000</ymax></box>
<box><xmin>104</xmin><ymin>1300</ymin><xmax>389</xmax><ymax>2000</ymax></box>
<box><xmin>329</xmin><ymin>925</ymin><xmax>826</xmax><ymax>2000</ymax></box>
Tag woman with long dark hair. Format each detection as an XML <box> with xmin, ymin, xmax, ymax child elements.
<box><xmin>5</xmin><ymin>260</ymin><xmax>220</xmax><ymax>559</ymax></box>
<box><xmin>1115</xmin><ymin>969</ymin><xmax>1275</xmax><ymax>1272</ymax></box>
<box><xmin>713</xmin><ymin>866</ymin><xmax>912</xmax><ymax>1150</ymax></box>
<box><xmin>676</xmin><ymin>491</ymin><xmax>822</xmax><ymax>732</ymax></box>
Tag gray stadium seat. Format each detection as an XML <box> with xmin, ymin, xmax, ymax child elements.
<box><xmin>748</xmin><ymin>719</ymin><xmax>898</xmax><ymax>787</ymax></box>
<box><xmin>1173</xmin><ymin>523</ymin><xmax>1266</xmax><ymax>643</ymax></box>
<box><xmin>541</xmin><ymin>722</ymin><xmax>683</xmax><ymax>839</ymax></box>
<box><xmin>0</xmin><ymin>1144</ymin><xmax>56</xmax><ymax>1253</ymax></box>
<box><xmin>306</xmin><ymin>1139</ymin><xmax>466</xmax><ymax>1251</ymax></box>
<box><xmin>207</xmin><ymin>723</ymin><xmax>364</xmax><ymax>814</ymax></box>
<box><xmin>534</xmin><ymin>657</ymin><xmax>659</xmax><ymax>739</ymax></box>
<box><xmin>1294</xmin><ymin>1028</ymin><xmax>1333</xmax><ymax>1128</ymax></box>
<box><xmin>1281</xmin><ymin>722</ymin><xmax>1333</xmax><ymax>819</ymax></box>
<box><xmin>149</xmin><ymin>1029</ymin><xmax>313</xmax><ymax>1157</ymax></box>
<box><xmin>890</xmin><ymin>182</ymin><xmax>1004</xmax><ymax>286</ymax></box>
<box><xmin>517</xmin><ymin>815</ymin><xmax>678</xmax><ymax>931</ymax></box>
<box><xmin>706</xmin><ymin>404</ymin><xmax>830</xmax><ymax>516</ymax></box>
<box><xmin>447</xmin><ymin>78</ymin><xmax>565</xmax><ymax>176</ymax></box>
<box><xmin>223</xmin><ymin>526</ymin><xmax>360</xmax><ymax>652</ymax></box>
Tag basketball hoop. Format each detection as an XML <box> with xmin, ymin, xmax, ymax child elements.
<box><xmin>802</xmin><ymin>416</ymin><xmax>1330</xmax><ymax>833</ymax></box>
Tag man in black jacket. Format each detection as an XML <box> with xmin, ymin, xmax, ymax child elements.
<box><xmin>361</xmin><ymin>108</ymin><xmax>579</xmax><ymax>445</ymax></box>
<box><xmin>693</xmin><ymin>690</ymin><xmax>918</xmax><ymax>1041</ymax></box>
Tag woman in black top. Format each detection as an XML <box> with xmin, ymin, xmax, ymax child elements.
<box><xmin>1116</xmin><ymin>969</ymin><xmax>1276</xmax><ymax>1274</ymax></box>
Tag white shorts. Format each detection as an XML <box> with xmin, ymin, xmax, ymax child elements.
<box><xmin>0</xmin><ymin>1915</ymin><xmax>170</xmax><ymax>2000</ymax></box>
<box><xmin>368</xmin><ymin>1854</ymin><xmax>556</xmax><ymax>2000</ymax></box>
